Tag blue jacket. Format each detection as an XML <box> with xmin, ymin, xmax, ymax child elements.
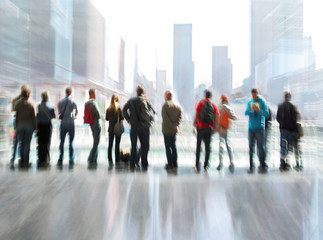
<box><xmin>245</xmin><ymin>95</ymin><xmax>269</xmax><ymax>130</ymax></box>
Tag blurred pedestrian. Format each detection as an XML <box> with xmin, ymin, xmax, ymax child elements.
<box><xmin>161</xmin><ymin>90</ymin><xmax>182</xmax><ymax>171</ymax></box>
<box><xmin>245</xmin><ymin>88</ymin><xmax>269</xmax><ymax>174</ymax></box>
<box><xmin>105</xmin><ymin>94</ymin><xmax>124</xmax><ymax>166</ymax></box>
<box><xmin>216</xmin><ymin>94</ymin><xmax>237</xmax><ymax>173</ymax></box>
<box><xmin>276</xmin><ymin>91</ymin><xmax>303</xmax><ymax>171</ymax></box>
<box><xmin>193</xmin><ymin>89</ymin><xmax>220</xmax><ymax>172</ymax></box>
<box><xmin>36</xmin><ymin>91</ymin><xmax>55</xmax><ymax>168</ymax></box>
<box><xmin>85</xmin><ymin>89</ymin><xmax>101</xmax><ymax>169</ymax></box>
<box><xmin>57</xmin><ymin>87</ymin><xmax>78</xmax><ymax>169</ymax></box>
<box><xmin>122</xmin><ymin>85</ymin><xmax>155</xmax><ymax>171</ymax></box>
<box><xmin>14</xmin><ymin>87</ymin><xmax>36</xmax><ymax>169</ymax></box>
<box><xmin>10</xmin><ymin>85</ymin><xmax>29</xmax><ymax>168</ymax></box>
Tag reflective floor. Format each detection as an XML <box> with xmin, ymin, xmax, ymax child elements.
<box><xmin>0</xmin><ymin>162</ymin><xmax>323</xmax><ymax>240</ymax></box>
<box><xmin>0</xmin><ymin>126</ymin><xmax>323</xmax><ymax>240</ymax></box>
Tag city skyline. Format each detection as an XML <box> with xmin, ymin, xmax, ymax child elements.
<box><xmin>92</xmin><ymin>0</ymin><xmax>323</xmax><ymax>93</ymax></box>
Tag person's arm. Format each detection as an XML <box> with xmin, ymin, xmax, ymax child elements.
<box><xmin>74</xmin><ymin>102</ymin><xmax>78</xmax><ymax>118</ymax></box>
<box><xmin>119</xmin><ymin>108</ymin><xmax>124</xmax><ymax>121</ymax></box>
<box><xmin>122</xmin><ymin>100</ymin><xmax>130</xmax><ymax>123</ymax></box>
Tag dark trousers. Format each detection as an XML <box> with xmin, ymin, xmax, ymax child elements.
<box><xmin>130</xmin><ymin>126</ymin><xmax>149</xmax><ymax>169</ymax></box>
<box><xmin>196</xmin><ymin>127</ymin><xmax>212</xmax><ymax>168</ymax></box>
<box><xmin>248</xmin><ymin>128</ymin><xmax>267</xmax><ymax>169</ymax></box>
<box><xmin>163</xmin><ymin>134</ymin><xmax>177</xmax><ymax>167</ymax></box>
<box><xmin>11</xmin><ymin>130</ymin><xmax>19</xmax><ymax>161</ymax></box>
<box><xmin>59</xmin><ymin>124</ymin><xmax>75</xmax><ymax>163</ymax></box>
<box><xmin>17</xmin><ymin>124</ymin><xmax>34</xmax><ymax>166</ymax></box>
<box><xmin>88</xmin><ymin>122</ymin><xmax>101</xmax><ymax>163</ymax></box>
<box><xmin>108</xmin><ymin>132</ymin><xmax>121</xmax><ymax>163</ymax></box>
<box><xmin>37</xmin><ymin>123</ymin><xmax>52</xmax><ymax>165</ymax></box>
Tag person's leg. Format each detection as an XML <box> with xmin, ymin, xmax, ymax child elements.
<box><xmin>170</xmin><ymin>134</ymin><xmax>178</xmax><ymax>167</ymax></box>
<box><xmin>204</xmin><ymin>128</ymin><xmax>212</xmax><ymax>169</ymax></box>
<box><xmin>256</xmin><ymin>128</ymin><xmax>267</xmax><ymax>169</ymax></box>
<box><xmin>139</xmin><ymin>128</ymin><xmax>149</xmax><ymax>169</ymax></box>
<box><xmin>37</xmin><ymin>124</ymin><xmax>46</xmax><ymax>166</ymax></box>
<box><xmin>11</xmin><ymin>131</ymin><xmax>18</xmax><ymax>163</ymax></box>
<box><xmin>58</xmin><ymin>125</ymin><xmax>67</xmax><ymax>164</ymax></box>
<box><xmin>195</xmin><ymin>129</ymin><xmax>203</xmax><ymax>171</ymax></box>
<box><xmin>46</xmin><ymin>124</ymin><xmax>53</xmax><ymax>165</ymax></box>
<box><xmin>129</xmin><ymin>127</ymin><xmax>138</xmax><ymax>170</ymax></box>
<box><xmin>248</xmin><ymin>129</ymin><xmax>256</xmax><ymax>171</ymax></box>
<box><xmin>68</xmin><ymin>125</ymin><xmax>75</xmax><ymax>164</ymax></box>
<box><xmin>279</xmin><ymin>129</ymin><xmax>289</xmax><ymax>169</ymax></box>
<box><xmin>115</xmin><ymin>135</ymin><xmax>121</xmax><ymax>163</ymax></box>
<box><xmin>163</xmin><ymin>134</ymin><xmax>172</xmax><ymax>167</ymax></box>
<box><xmin>218</xmin><ymin>133</ymin><xmax>225</xmax><ymax>170</ymax></box>
<box><xmin>108</xmin><ymin>132</ymin><xmax>114</xmax><ymax>162</ymax></box>
<box><xmin>24</xmin><ymin>125</ymin><xmax>34</xmax><ymax>166</ymax></box>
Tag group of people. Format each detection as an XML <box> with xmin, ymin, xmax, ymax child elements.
<box><xmin>10</xmin><ymin>84</ymin><xmax>303</xmax><ymax>173</ymax></box>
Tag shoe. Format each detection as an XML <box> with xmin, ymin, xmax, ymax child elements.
<box><xmin>294</xmin><ymin>165</ymin><xmax>303</xmax><ymax>171</ymax></box>
<box><xmin>247</xmin><ymin>168</ymin><xmax>254</xmax><ymax>174</ymax></box>
<box><xmin>69</xmin><ymin>161</ymin><xmax>74</xmax><ymax>169</ymax></box>
<box><xmin>216</xmin><ymin>163</ymin><xmax>223</xmax><ymax>171</ymax></box>
<box><xmin>229</xmin><ymin>163</ymin><xmax>235</xmax><ymax>173</ymax></box>
<box><xmin>258</xmin><ymin>166</ymin><xmax>268</xmax><ymax>174</ymax></box>
<box><xmin>128</xmin><ymin>166</ymin><xmax>135</xmax><ymax>172</ymax></box>
<box><xmin>279</xmin><ymin>164</ymin><xmax>290</xmax><ymax>172</ymax></box>
<box><xmin>57</xmin><ymin>160</ymin><xmax>63</xmax><ymax>168</ymax></box>
<box><xmin>204</xmin><ymin>164</ymin><xmax>209</xmax><ymax>171</ymax></box>
<box><xmin>88</xmin><ymin>162</ymin><xmax>97</xmax><ymax>169</ymax></box>
<box><xmin>108</xmin><ymin>161</ymin><xmax>114</xmax><ymax>166</ymax></box>
<box><xmin>194</xmin><ymin>165</ymin><xmax>200</xmax><ymax>173</ymax></box>
<box><xmin>9</xmin><ymin>159</ymin><xmax>14</xmax><ymax>169</ymax></box>
<box><xmin>165</xmin><ymin>164</ymin><xmax>174</xmax><ymax>170</ymax></box>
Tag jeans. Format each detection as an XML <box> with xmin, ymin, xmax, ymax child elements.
<box><xmin>219</xmin><ymin>132</ymin><xmax>233</xmax><ymax>164</ymax></box>
<box><xmin>130</xmin><ymin>126</ymin><xmax>149</xmax><ymax>169</ymax></box>
<box><xmin>108</xmin><ymin>132</ymin><xmax>121</xmax><ymax>163</ymax></box>
<box><xmin>58</xmin><ymin>123</ymin><xmax>75</xmax><ymax>163</ymax></box>
<box><xmin>37</xmin><ymin>123</ymin><xmax>52</xmax><ymax>165</ymax></box>
<box><xmin>248</xmin><ymin>128</ymin><xmax>266</xmax><ymax>169</ymax></box>
<box><xmin>16</xmin><ymin>124</ymin><xmax>34</xmax><ymax>165</ymax></box>
<box><xmin>163</xmin><ymin>134</ymin><xmax>177</xmax><ymax>167</ymax></box>
<box><xmin>88</xmin><ymin>122</ymin><xmax>101</xmax><ymax>163</ymax></box>
<box><xmin>280</xmin><ymin>129</ymin><xmax>300</xmax><ymax>167</ymax></box>
<box><xmin>196</xmin><ymin>127</ymin><xmax>212</xmax><ymax>168</ymax></box>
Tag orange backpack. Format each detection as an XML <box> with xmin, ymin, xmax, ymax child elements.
<box><xmin>220</xmin><ymin>109</ymin><xmax>230</xmax><ymax>129</ymax></box>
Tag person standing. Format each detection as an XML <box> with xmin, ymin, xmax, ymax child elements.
<box><xmin>276</xmin><ymin>91</ymin><xmax>303</xmax><ymax>171</ymax></box>
<box><xmin>122</xmin><ymin>85</ymin><xmax>154</xmax><ymax>171</ymax></box>
<box><xmin>216</xmin><ymin>94</ymin><xmax>237</xmax><ymax>173</ymax></box>
<box><xmin>10</xmin><ymin>85</ymin><xmax>28</xmax><ymax>168</ymax></box>
<box><xmin>161</xmin><ymin>90</ymin><xmax>182</xmax><ymax>170</ymax></box>
<box><xmin>57</xmin><ymin>87</ymin><xmax>78</xmax><ymax>169</ymax></box>
<box><xmin>14</xmin><ymin>87</ymin><xmax>37</xmax><ymax>169</ymax></box>
<box><xmin>36</xmin><ymin>92</ymin><xmax>56</xmax><ymax>168</ymax></box>
<box><xmin>85</xmin><ymin>89</ymin><xmax>101</xmax><ymax>169</ymax></box>
<box><xmin>193</xmin><ymin>89</ymin><xmax>220</xmax><ymax>172</ymax></box>
<box><xmin>105</xmin><ymin>94</ymin><xmax>124</xmax><ymax>165</ymax></box>
<box><xmin>245</xmin><ymin>88</ymin><xmax>269</xmax><ymax>174</ymax></box>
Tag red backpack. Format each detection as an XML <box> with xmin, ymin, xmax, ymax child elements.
<box><xmin>84</xmin><ymin>104</ymin><xmax>94</xmax><ymax>124</ymax></box>
<box><xmin>220</xmin><ymin>109</ymin><xmax>231</xmax><ymax>129</ymax></box>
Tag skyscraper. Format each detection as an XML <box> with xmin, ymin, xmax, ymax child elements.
<box><xmin>250</xmin><ymin>0</ymin><xmax>315</xmax><ymax>95</ymax></box>
<box><xmin>212</xmin><ymin>46</ymin><xmax>232</xmax><ymax>97</ymax></box>
<box><xmin>173</xmin><ymin>24</ymin><xmax>194</xmax><ymax>118</ymax></box>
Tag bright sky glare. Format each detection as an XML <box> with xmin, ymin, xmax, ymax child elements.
<box><xmin>92</xmin><ymin>0</ymin><xmax>323</xmax><ymax>93</ymax></box>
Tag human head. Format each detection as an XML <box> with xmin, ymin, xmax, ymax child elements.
<box><xmin>204</xmin><ymin>89</ymin><xmax>212</xmax><ymax>99</ymax></box>
<box><xmin>136</xmin><ymin>85</ymin><xmax>144</xmax><ymax>96</ymax></box>
<box><xmin>110</xmin><ymin>94</ymin><xmax>119</xmax><ymax>105</ymax></box>
<box><xmin>65</xmin><ymin>87</ymin><xmax>72</xmax><ymax>96</ymax></box>
<box><xmin>251</xmin><ymin>88</ymin><xmax>258</xmax><ymax>101</ymax></box>
<box><xmin>89</xmin><ymin>88</ymin><xmax>96</xmax><ymax>99</ymax></box>
<box><xmin>220</xmin><ymin>94</ymin><xmax>229</xmax><ymax>104</ymax></box>
<box><xmin>41</xmin><ymin>91</ymin><xmax>49</xmax><ymax>102</ymax></box>
<box><xmin>284</xmin><ymin>91</ymin><xmax>291</xmax><ymax>101</ymax></box>
<box><xmin>164</xmin><ymin>90</ymin><xmax>173</xmax><ymax>101</ymax></box>
<box><xmin>21</xmin><ymin>87</ymin><xmax>31</xmax><ymax>99</ymax></box>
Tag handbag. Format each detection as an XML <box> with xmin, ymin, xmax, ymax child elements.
<box><xmin>296</xmin><ymin>122</ymin><xmax>304</xmax><ymax>138</ymax></box>
<box><xmin>114</xmin><ymin>111</ymin><xmax>124</xmax><ymax>136</ymax></box>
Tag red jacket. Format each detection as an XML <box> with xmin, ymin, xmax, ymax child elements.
<box><xmin>195</xmin><ymin>97</ymin><xmax>219</xmax><ymax>130</ymax></box>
